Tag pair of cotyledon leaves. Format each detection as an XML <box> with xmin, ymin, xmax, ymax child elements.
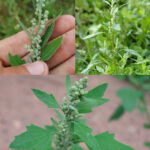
<box><xmin>9</xmin><ymin>17</ymin><xmax>63</xmax><ymax>66</ymax></box>
<box><xmin>9</xmin><ymin>76</ymin><xmax>134</xmax><ymax>150</ymax></box>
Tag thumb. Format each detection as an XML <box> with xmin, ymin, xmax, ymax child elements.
<box><xmin>0</xmin><ymin>61</ymin><xmax>49</xmax><ymax>75</ymax></box>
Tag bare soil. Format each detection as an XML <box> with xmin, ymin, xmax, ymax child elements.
<box><xmin>0</xmin><ymin>75</ymin><xmax>150</xmax><ymax>150</ymax></box>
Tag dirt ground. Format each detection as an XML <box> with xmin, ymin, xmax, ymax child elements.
<box><xmin>0</xmin><ymin>75</ymin><xmax>150</xmax><ymax>150</ymax></box>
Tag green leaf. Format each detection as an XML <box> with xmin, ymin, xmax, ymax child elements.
<box><xmin>144</xmin><ymin>123</ymin><xmax>150</xmax><ymax>129</ymax></box>
<box><xmin>32</xmin><ymin>0</ymin><xmax>36</xmax><ymax>10</ymax></box>
<box><xmin>8</xmin><ymin>53</ymin><xmax>25</xmax><ymax>66</ymax></box>
<box><xmin>95</xmin><ymin>132</ymin><xmax>134</xmax><ymax>150</ymax></box>
<box><xmin>16</xmin><ymin>16</ymin><xmax>32</xmax><ymax>40</ymax></box>
<box><xmin>71</xmin><ymin>144</ymin><xmax>84</xmax><ymax>150</ymax></box>
<box><xmin>32</xmin><ymin>89</ymin><xmax>60</xmax><ymax>108</ymax></box>
<box><xmin>66</xmin><ymin>75</ymin><xmax>72</xmax><ymax>96</ymax></box>
<box><xmin>9</xmin><ymin>124</ymin><xmax>56</xmax><ymax>149</ymax></box>
<box><xmin>77</xmin><ymin>98</ymin><xmax>109</xmax><ymax>113</ymax></box>
<box><xmin>117</xmin><ymin>88</ymin><xmax>142</xmax><ymax>112</ymax></box>
<box><xmin>41</xmin><ymin>36</ymin><xmax>63</xmax><ymax>61</ymax></box>
<box><xmin>109</xmin><ymin>105</ymin><xmax>125</xmax><ymax>121</ymax></box>
<box><xmin>55</xmin><ymin>109</ymin><xmax>64</xmax><ymax>121</ymax></box>
<box><xmin>74</xmin><ymin>121</ymin><xmax>101</xmax><ymax>150</ymax></box>
<box><xmin>51</xmin><ymin>118</ymin><xmax>59</xmax><ymax>130</ymax></box>
<box><xmin>145</xmin><ymin>142</ymin><xmax>150</xmax><ymax>148</ymax></box>
<box><xmin>41</xmin><ymin>22</ymin><xmax>55</xmax><ymax>48</ymax></box>
<box><xmin>84</xmin><ymin>83</ymin><xmax>108</xmax><ymax>100</ymax></box>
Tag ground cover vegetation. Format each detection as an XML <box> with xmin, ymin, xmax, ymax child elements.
<box><xmin>76</xmin><ymin>0</ymin><xmax>150</xmax><ymax>75</ymax></box>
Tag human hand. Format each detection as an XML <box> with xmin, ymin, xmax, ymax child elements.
<box><xmin>0</xmin><ymin>15</ymin><xmax>75</xmax><ymax>75</ymax></box>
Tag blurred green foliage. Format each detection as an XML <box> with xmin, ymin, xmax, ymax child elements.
<box><xmin>0</xmin><ymin>0</ymin><xmax>74</xmax><ymax>40</ymax></box>
<box><xmin>111</xmin><ymin>75</ymin><xmax>150</xmax><ymax>148</ymax></box>
<box><xmin>76</xmin><ymin>0</ymin><xmax>150</xmax><ymax>75</ymax></box>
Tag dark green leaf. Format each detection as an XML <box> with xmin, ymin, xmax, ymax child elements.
<box><xmin>8</xmin><ymin>53</ymin><xmax>25</xmax><ymax>66</ymax></box>
<box><xmin>32</xmin><ymin>0</ymin><xmax>36</xmax><ymax>10</ymax></box>
<box><xmin>95</xmin><ymin>132</ymin><xmax>134</xmax><ymax>150</ymax></box>
<box><xmin>66</xmin><ymin>75</ymin><xmax>72</xmax><ymax>96</ymax></box>
<box><xmin>74</xmin><ymin>121</ymin><xmax>101</xmax><ymax>150</ymax></box>
<box><xmin>9</xmin><ymin>124</ymin><xmax>56</xmax><ymax>149</ymax></box>
<box><xmin>84</xmin><ymin>83</ymin><xmax>108</xmax><ymax>100</ymax></box>
<box><xmin>117</xmin><ymin>88</ymin><xmax>142</xmax><ymax>112</ymax></box>
<box><xmin>77</xmin><ymin>98</ymin><xmax>109</xmax><ymax>113</ymax></box>
<box><xmin>144</xmin><ymin>124</ymin><xmax>150</xmax><ymax>129</ymax></box>
<box><xmin>41</xmin><ymin>22</ymin><xmax>55</xmax><ymax>48</ymax></box>
<box><xmin>41</xmin><ymin>36</ymin><xmax>63</xmax><ymax>61</ymax></box>
<box><xmin>109</xmin><ymin>105</ymin><xmax>125</xmax><ymax>121</ymax></box>
<box><xmin>32</xmin><ymin>89</ymin><xmax>60</xmax><ymax>108</ymax></box>
<box><xmin>145</xmin><ymin>142</ymin><xmax>150</xmax><ymax>148</ymax></box>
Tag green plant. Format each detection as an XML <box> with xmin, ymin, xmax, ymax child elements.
<box><xmin>76</xmin><ymin>0</ymin><xmax>150</xmax><ymax>75</ymax></box>
<box><xmin>9</xmin><ymin>76</ymin><xmax>134</xmax><ymax>150</ymax></box>
<box><xmin>110</xmin><ymin>75</ymin><xmax>150</xmax><ymax>149</ymax></box>
<box><xmin>8</xmin><ymin>0</ymin><xmax>63</xmax><ymax>66</ymax></box>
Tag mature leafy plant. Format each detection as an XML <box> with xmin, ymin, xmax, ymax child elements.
<box><xmin>8</xmin><ymin>0</ymin><xmax>63</xmax><ymax>66</ymax></box>
<box><xmin>9</xmin><ymin>76</ymin><xmax>134</xmax><ymax>150</ymax></box>
<box><xmin>110</xmin><ymin>75</ymin><xmax>150</xmax><ymax>148</ymax></box>
<box><xmin>76</xmin><ymin>0</ymin><xmax>150</xmax><ymax>75</ymax></box>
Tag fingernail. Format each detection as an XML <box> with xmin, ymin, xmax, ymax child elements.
<box><xmin>25</xmin><ymin>61</ymin><xmax>47</xmax><ymax>75</ymax></box>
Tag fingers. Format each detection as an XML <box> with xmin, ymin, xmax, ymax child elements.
<box><xmin>0</xmin><ymin>61</ymin><xmax>48</xmax><ymax>75</ymax></box>
<box><xmin>50</xmin><ymin>15</ymin><xmax>75</xmax><ymax>39</ymax></box>
<box><xmin>0</xmin><ymin>31</ymin><xmax>30</xmax><ymax>66</ymax></box>
<box><xmin>47</xmin><ymin>28</ymin><xmax>75</xmax><ymax>69</ymax></box>
<box><xmin>49</xmin><ymin>56</ymin><xmax>75</xmax><ymax>74</ymax></box>
<box><xmin>0</xmin><ymin>15</ymin><xmax>75</xmax><ymax>66</ymax></box>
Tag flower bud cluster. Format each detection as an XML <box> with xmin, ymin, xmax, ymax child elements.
<box><xmin>69</xmin><ymin>77</ymin><xmax>88</xmax><ymax>102</ymax></box>
<box><xmin>25</xmin><ymin>0</ymin><xmax>49</xmax><ymax>61</ymax></box>
<box><xmin>55</xmin><ymin>77</ymin><xmax>88</xmax><ymax>150</ymax></box>
<box><xmin>55</xmin><ymin>121</ymin><xmax>70</xmax><ymax>150</ymax></box>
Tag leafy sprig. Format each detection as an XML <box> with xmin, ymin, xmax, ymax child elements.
<box><xmin>9</xmin><ymin>76</ymin><xmax>134</xmax><ymax>150</ymax></box>
<box><xmin>9</xmin><ymin>0</ymin><xmax>63</xmax><ymax>66</ymax></box>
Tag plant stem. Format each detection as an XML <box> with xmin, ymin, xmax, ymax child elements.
<box><xmin>109</xmin><ymin>0</ymin><xmax>118</xmax><ymax>74</ymax></box>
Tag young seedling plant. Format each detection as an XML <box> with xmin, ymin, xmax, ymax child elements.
<box><xmin>8</xmin><ymin>0</ymin><xmax>63</xmax><ymax>66</ymax></box>
<box><xmin>110</xmin><ymin>75</ymin><xmax>150</xmax><ymax>149</ymax></box>
<box><xmin>9</xmin><ymin>75</ymin><xmax>134</xmax><ymax>150</ymax></box>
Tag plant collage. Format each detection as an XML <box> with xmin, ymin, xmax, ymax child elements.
<box><xmin>0</xmin><ymin>0</ymin><xmax>149</xmax><ymax>150</ymax></box>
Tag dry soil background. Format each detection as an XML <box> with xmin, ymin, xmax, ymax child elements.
<box><xmin>0</xmin><ymin>75</ymin><xmax>150</xmax><ymax>150</ymax></box>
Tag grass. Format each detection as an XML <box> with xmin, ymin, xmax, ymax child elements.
<box><xmin>76</xmin><ymin>0</ymin><xmax>150</xmax><ymax>75</ymax></box>
<box><xmin>0</xmin><ymin>0</ymin><xmax>74</xmax><ymax>40</ymax></box>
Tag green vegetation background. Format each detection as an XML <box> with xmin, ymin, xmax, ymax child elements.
<box><xmin>76</xmin><ymin>0</ymin><xmax>150</xmax><ymax>75</ymax></box>
<box><xmin>0</xmin><ymin>0</ymin><xmax>74</xmax><ymax>40</ymax></box>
